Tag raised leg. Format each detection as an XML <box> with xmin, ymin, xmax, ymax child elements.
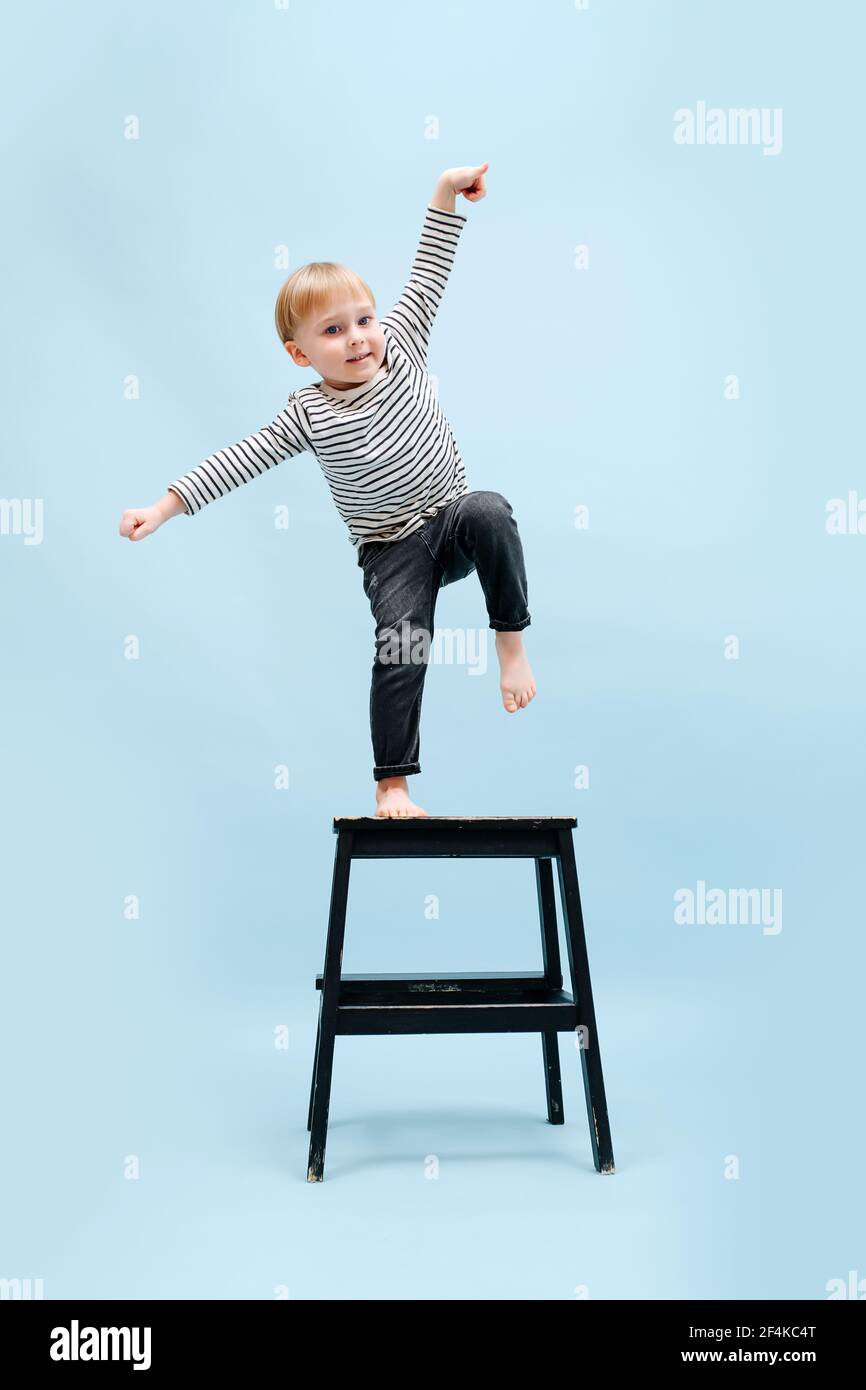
<box><xmin>555</xmin><ymin>830</ymin><xmax>615</xmax><ymax>1173</ymax></box>
<box><xmin>307</xmin><ymin>828</ymin><xmax>353</xmax><ymax>1181</ymax></box>
<box><xmin>535</xmin><ymin>857</ymin><xmax>564</xmax><ymax>1124</ymax></box>
<box><xmin>437</xmin><ymin>490</ymin><xmax>531</xmax><ymax>631</ymax></box>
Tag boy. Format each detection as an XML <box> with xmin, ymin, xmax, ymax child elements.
<box><xmin>119</xmin><ymin>164</ymin><xmax>536</xmax><ymax>818</ymax></box>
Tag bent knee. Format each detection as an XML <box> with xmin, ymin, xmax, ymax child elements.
<box><xmin>466</xmin><ymin>489</ymin><xmax>512</xmax><ymax>519</ymax></box>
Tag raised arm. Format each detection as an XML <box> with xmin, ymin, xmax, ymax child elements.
<box><xmin>380</xmin><ymin>163</ymin><xmax>489</xmax><ymax>370</ymax></box>
<box><xmin>166</xmin><ymin>393</ymin><xmax>311</xmax><ymax>516</ymax></box>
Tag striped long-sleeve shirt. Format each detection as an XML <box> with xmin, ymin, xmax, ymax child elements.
<box><xmin>167</xmin><ymin>204</ymin><xmax>470</xmax><ymax>551</ymax></box>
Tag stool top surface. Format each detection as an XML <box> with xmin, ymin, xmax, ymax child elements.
<box><xmin>333</xmin><ymin>815</ymin><xmax>577</xmax><ymax>830</ymax></box>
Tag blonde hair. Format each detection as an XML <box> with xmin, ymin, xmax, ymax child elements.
<box><xmin>274</xmin><ymin>262</ymin><xmax>376</xmax><ymax>346</ymax></box>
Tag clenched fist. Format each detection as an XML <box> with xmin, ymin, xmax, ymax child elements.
<box><xmin>119</xmin><ymin>505</ymin><xmax>164</xmax><ymax>541</ymax></box>
<box><xmin>442</xmin><ymin>162</ymin><xmax>489</xmax><ymax>203</ymax></box>
<box><xmin>119</xmin><ymin>490</ymin><xmax>186</xmax><ymax>540</ymax></box>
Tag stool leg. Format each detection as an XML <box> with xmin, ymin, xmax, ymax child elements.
<box><xmin>535</xmin><ymin>857</ymin><xmax>564</xmax><ymax>1124</ymax></box>
<box><xmin>307</xmin><ymin>828</ymin><xmax>353</xmax><ymax>1182</ymax></box>
<box><xmin>306</xmin><ymin>996</ymin><xmax>323</xmax><ymax>1132</ymax></box>
<box><xmin>541</xmin><ymin>1033</ymin><xmax>564</xmax><ymax>1124</ymax></box>
<box><xmin>555</xmin><ymin>830</ymin><xmax>615</xmax><ymax>1173</ymax></box>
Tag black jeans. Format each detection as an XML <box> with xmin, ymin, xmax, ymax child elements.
<box><xmin>357</xmin><ymin>490</ymin><xmax>531</xmax><ymax>781</ymax></box>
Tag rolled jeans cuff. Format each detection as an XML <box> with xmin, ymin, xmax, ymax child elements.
<box><xmin>489</xmin><ymin>613</ymin><xmax>531</xmax><ymax>631</ymax></box>
<box><xmin>373</xmin><ymin>762</ymin><xmax>421</xmax><ymax>781</ymax></box>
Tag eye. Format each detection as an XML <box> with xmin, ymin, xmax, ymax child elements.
<box><xmin>324</xmin><ymin>314</ymin><xmax>372</xmax><ymax>336</ymax></box>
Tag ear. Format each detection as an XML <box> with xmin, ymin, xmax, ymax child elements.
<box><xmin>284</xmin><ymin>341</ymin><xmax>310</xmax><ymax>366</ymax></box>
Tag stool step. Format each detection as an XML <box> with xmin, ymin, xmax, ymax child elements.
<box><xmin>333</xmin><ymin>816</ymin><xmax>578</xmax><ymax>825</ymax></box>
<box><xmin>331</xmin><ymin>816</ymin><xmax>578</xmax><ymax>860</ymax></box>
<box><xmin>318</xmin><ymin>979</ymin><xmax>577</xmax><ymax>1036</ymax></box>
<box><xmin>315</xmin><ymin>970</ymin><xmax>562</xmax><ymax>992</ymax></box>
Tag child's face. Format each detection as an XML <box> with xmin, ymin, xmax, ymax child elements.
<box><xmin>284</xmin><ymin>298</ymin><xmax>386</xmax><ymax>390</ymax></box>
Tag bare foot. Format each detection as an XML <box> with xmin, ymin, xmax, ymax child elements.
<box><xmin>374</xmin><ymin>775</ymin><xmax>430</xmax><ymax>818</ymax></box>
<box><xmin>495</xmin><ymin>630</ymin><xmax>537</xmax><ymax>713</ymax></box>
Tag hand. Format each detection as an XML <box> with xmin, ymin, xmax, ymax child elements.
<box><xmin>443</xmin><ymin>162</ymin><xmax>489</xmax><ymax>202</ymax></box>
<box><xmin>119</xmin><ymin>504</ymin><xmax>165</xmax><ymax>542</ymax></box>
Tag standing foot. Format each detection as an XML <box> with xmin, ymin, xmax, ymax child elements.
<box><xmin>374</xmin><ymin>775</ymin><xmax>429</xmax><ymax>818</ymax></box>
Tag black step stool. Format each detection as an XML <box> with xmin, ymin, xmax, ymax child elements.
<box><xmin>306</xmin><ymin>816</ymin><xmax>615</xmax><ymax>1181</ymax></box>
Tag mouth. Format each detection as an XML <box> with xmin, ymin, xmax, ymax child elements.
<box><xmin>346</xmin><ymin>352</ymin><xmax>372</xmax><ymax>364</ymax></box>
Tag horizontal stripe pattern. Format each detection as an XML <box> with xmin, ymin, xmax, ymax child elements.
<box><xmin>167</xmin><ymin>204</ymin><xmax>469</xmax><ymax>547</ymax></box>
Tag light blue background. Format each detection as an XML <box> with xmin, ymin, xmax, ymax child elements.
<box><xmin>2</xmin><ymin>0</ymin><xmax>863</xmax><ymax>1300</ymax></box>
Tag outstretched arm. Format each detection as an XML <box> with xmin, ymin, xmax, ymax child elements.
<box><xmin>119</xmin><ymin>396</ymin><xmax>311</xmax><ymax>540</ymax></box>
<box><xmin>380</xmin><ymin>162</ymin><xmax>489</xmax><ymax>369</ymax></box>
<box><xmin>165</xmin><ymin>395</ymin><xmax>311</xmax><ymax>517</ymax></box>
